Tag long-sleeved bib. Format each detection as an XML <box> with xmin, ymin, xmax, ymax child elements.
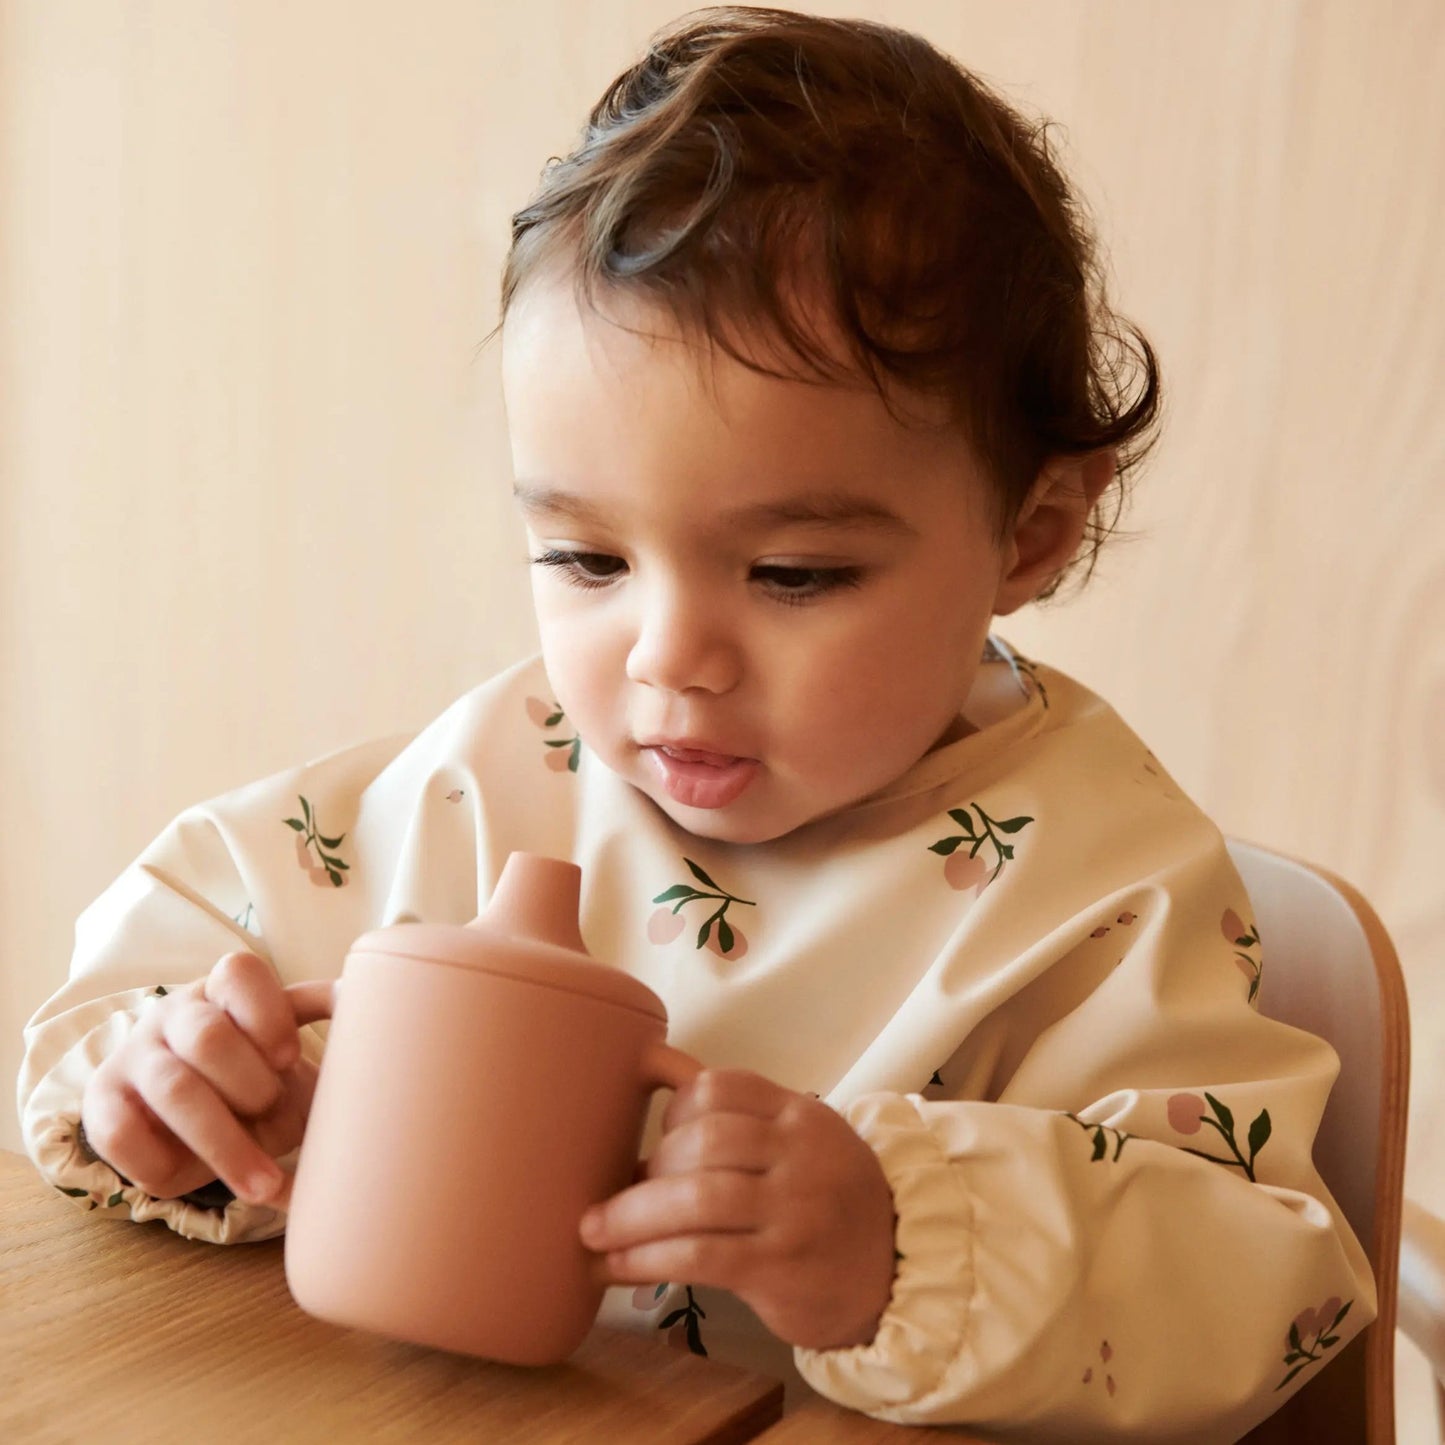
<box><xmin>18</xmin><ymin>644</ymin><xmax>1372</xmax><ymax>1441</ymax></box>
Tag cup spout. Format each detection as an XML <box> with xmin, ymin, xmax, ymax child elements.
<box><xmin>476</xmin><ymin>852</ymin><xmax>588</xmax><ymax>955</ymax></box>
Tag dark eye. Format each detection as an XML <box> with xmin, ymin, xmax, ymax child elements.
<box><xmin>567</xmin><ymin>552</ymin><xmax>626</xmax><ymax>580</ymax></box>
<box><xmin>531</xmin><ymin>549</ymin><xmax>627</xmax><ymax>588</ymax></box>
<box><xmin>751</xmin><ymin>564</ymin><xmax>864</xmax><ymax>602</ymax></box>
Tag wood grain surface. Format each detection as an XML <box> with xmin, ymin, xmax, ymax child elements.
<box><xmin>0</xmin><ymin>1152</ymin><xmax>782</xmax><ymax>1445</ymax></box>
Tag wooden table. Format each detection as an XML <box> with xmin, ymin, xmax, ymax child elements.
<box><xmin>0</xmin><ymin>1150</ymin><xmax>997</xmax><ymax>1443</ymax></box>
<box><xmin>0</xmin><ymin>1150</ymin><xmax>782</xmax><ymax>1444</ymax></box>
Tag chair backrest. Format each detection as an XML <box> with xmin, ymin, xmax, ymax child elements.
<box><xmin>1227</xmin><ymin>839</ymin><xmax>1410</xmax><ymax>1445</ymax></box>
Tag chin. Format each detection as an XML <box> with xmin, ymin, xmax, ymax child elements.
<box><xmin>648</xmin><ymin>794</ymin><xmax>800</xmax><ymax>846</ymax></box>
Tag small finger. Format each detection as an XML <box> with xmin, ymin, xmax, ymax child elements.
<box><xmin>580</xmin><ymin>1170</ymin><xmax>761</xmax><ymax>1253</ymax></box>
<box><xmin>590</xmin><ymin>1234</ymin><xmax>750</xmax><ymax>1292</ymax></box>
<box><xmin>284</xmin><ymin>979</ymin><xmax>336</xmax><ymax>1028</ymax></box>
<box><xmin>205</xmin><ymin>952</ymin><xmax>300</xmax><ymax>1071</ymax></box>
<box><xmin>249</xmin><ymin>1058</ymin><xmax>320</xmax><ymax>1159</ymax></box>
<box><xmin>662</xmin><ymin>1068</ymin><xmax>789</xmax><ymax>1132</ymax></box>
<box><xmin>647</xmin><ymin>1110</ymin><xmax>774</xmax><ymax>1179</ymax></box>
<box><xmin>81</xmin><ymin>1078</ymin><xmax>198</xmax><ymax>1196</ymax></box>
<box><xmin>130</xmin><ymin>1047</ymin><xmax>285</xmax><ymax>1205</ymax></box>
<box><xmin>161</xmin><ymin>997</ymin><xmax>282</xmax><ymax>1119</ymax></box>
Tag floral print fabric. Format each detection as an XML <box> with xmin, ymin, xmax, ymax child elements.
<box><xmin>17</xmin><ymin>646</ymin><xmax>1372</xmax><ymax>1440</ymax></box>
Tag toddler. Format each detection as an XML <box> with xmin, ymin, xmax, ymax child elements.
<box><xmin>19</xmin><ymin>9</ymin><xmax>1372</xmax><ymax>1440</ymax></box>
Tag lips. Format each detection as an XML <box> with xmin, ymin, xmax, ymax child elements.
<box><xmin>655</xmin><ymin>744</ymin><xmax>738</xmax><ymax>765</ymax></box>
<box><xmin>640</xmin><ymin>740</ymin><xmax>760</xmax><ymax>809</ymax></box>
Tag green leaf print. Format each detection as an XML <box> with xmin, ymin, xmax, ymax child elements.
<box><xmin>1169</xmin><ymin>1091</ymin><xmax>1272</xmax><ymax>1182</ymax></box>
<box><xmin>1063</xmin><ymin>1112</ymin><xmax>1131</xmax><ymax>1162</ymax></box>
<box><xmin>659</xmin><ymin>1286</ymin><xmax>709</xmax><ymax>1356</ymax></box>
<box><xmin>1010</xmin><ymin>651</ymin><xmax>1049</xmax><ymax>708</ymax></box>
<box><xmin>1277</xmin><ymin>1298</ymin><xmax>1352</xmax><ymax>1389</ymax></box>
<box><xmin>285</xmin><ymin>795</ymin><xmax>350</xmax><ymax>888</ymax></box>
<box><xmin>930</xmin><ymin>803</ymin><xmax>1034</xmax><ymax>888</ymax></box>
<box><xmin>1222</xmin><ymin>908</ymin><xmax>1263</xmax><ymax>1004</ymax></box>
<box><xmin>648</xmin><ymin>860</ymin><xmax>756</xmax><ymax>959</ymax></box>
<box><xmin>1247</xmin><ymin>1110</ymin><xmax>1273</xmax><ymax>1159</ymax></box>
<box><xmin>1206</xmin><ymin>1092</ymin><xmax>1234</xmax><ymax>1135</ymax></box>
<box><xmin>527</xmin><ymin>696</ymin><xmax>582</xmax><ymax>774</ymax></box>
<box><xmin>684</xmin><ymin>858</ymin><xmax>722</xmax><ymax>891</ymax></box>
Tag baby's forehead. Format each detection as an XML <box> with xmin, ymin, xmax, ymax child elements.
<box><xmin>503</xmin><ymin>267</ymin><xmax>953</xmax><ymax>430</ymax></box>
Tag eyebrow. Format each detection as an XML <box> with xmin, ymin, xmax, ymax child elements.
<box><xmin>512</xmin><ymin>483</ymin><xmax>916</xmax><ymax>537</ymax></box>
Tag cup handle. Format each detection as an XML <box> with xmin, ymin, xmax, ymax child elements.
<box><xmin>642</xmin><ymin>1040</ymin><xmax>703</xmax><ymax>1092</ymax></box>
<box><xmin>285</xmin><ymin>978</ymin><xmax>337</xmax><ymax>1027</ymax></box>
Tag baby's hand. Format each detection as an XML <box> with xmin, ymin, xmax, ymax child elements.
<box><xmin>580</xmin><ymin>1069</ymin><xmax>897</xmax><ymax>1352</ymax></box>
<box><xmin>81</xmin><ymin>952</ymin><xmax>328</xmax><ymax>1207</ymax></box>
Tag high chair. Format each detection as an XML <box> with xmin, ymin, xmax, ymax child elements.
<box><xmin>1226</xmin><ymin>840</ymin><xmax>1445</xmax><ymax>1444</ymax></box>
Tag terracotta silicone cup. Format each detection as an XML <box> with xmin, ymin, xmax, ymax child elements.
<box><xmin>281</xmin><ymin>852</ymin><xmax>701</xmax><ymax>1365</ymax></box>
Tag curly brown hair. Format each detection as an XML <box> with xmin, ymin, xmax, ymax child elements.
<box><xmin>499</xmin><ymin>6</ymin><xmax>1160</xmax><ymax>595</ymax></box>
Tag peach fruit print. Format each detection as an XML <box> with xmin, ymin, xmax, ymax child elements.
<box><xmin>658</xmin><ymin>1285</ymin><xmax>709</xmax><ymax>1356</ymax></box>
<box><xmin>648</xmin><ymin>858</ymin><xmax>755</xmax><ymax>958</ymax></box>
<box><xmin>928</xmin><ymin>804</ymin><xmax>1034</xmax><ymax>887</ymax></box>
<box><xmin>1167</xmin><ymin>1091</ymin><xmax>1271</xmax><ymax>1182</ymax></box>
<box><xmin>1278</xmin><ymin>1296</ymin><xmax>1352</xmax><ymax>1390</ymax></box>
<box><xmin>1222</xmin><ymin>907</ymin><xmax>1263</xmax><ymax>1003</ymax></box>
<box><xmin>284</xmin><ymin>795</ymin><xmax>350</xmax><ymax>888</ymax></box>
<box><xmin>525</xmin><ymin>695</ymin><xmax>581</xmax><ymax>772</ymax></box>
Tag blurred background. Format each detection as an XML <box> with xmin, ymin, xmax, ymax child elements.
<box><xmin>2</xmin><ymin>1</ymin><xmax>1440</xmax><ymax>1433</ymax></box>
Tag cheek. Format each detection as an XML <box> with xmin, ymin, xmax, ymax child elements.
<box><xmin>785</xmin><ymin>601</ymin><xmax>981</xmax><ymax>747</ymax></box>
<box><xmin>535</xmin><ymin>611</ymin><xmax>619</xmax><ymax>727</ymax></box>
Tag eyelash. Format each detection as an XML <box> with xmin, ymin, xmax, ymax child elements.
<box><xmin>530</xmin><ymin>549</ymin><xmax>624</xmax><ymax>590</ymax></box>
<box><xmin>529</xmin><ymin>549</ymin><xmax>864</xmax><ymax>605</ymax></box>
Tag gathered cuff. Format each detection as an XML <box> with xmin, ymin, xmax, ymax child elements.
<box><xmin>794</xmin><ymin>1092</ymin><xmax>976</xmax><ymax>1414</ymax></box>
<box><xmin>27</xmin><ymin>1110</ymin><xmax>288</xmax><ymax>1243</ymax></box>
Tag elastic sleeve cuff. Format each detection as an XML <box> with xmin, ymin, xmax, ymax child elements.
<box><xmin>20</xmin><ymin>1005</ymin><xmax>314</xmax><ymax>1245</ymax></box>
<box><xmin>27</xmin><ymin>1109</ymin><xmax>290</xmax><ymax>1243</ymax></box>
<box><xmin>794</xmin><ymin>1092</ymin><xmax>976</xmax><ymax>1413</ymax></box>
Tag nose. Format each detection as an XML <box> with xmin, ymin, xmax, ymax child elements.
<box><xmin>625</xmin><ymin>578</ymin><xmax>741</xmax><ymax>696</ymax></box>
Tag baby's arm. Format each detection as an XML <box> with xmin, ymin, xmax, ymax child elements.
<box><xmin>793</xmin><ymin>853</ymin><xmax>1374</xmax><ymax>1442</ymax></box>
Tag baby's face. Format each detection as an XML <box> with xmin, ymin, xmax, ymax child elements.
<box><xmin>501</xmin><ymin>277</ymin><xmax>1011</xmax><ymax>844</ymax></box>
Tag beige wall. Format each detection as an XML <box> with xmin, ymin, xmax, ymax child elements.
<box><xmin>3</xmin><ymin>1</ymin><xmax>1441</xmax><ymax>1432</ymax></box>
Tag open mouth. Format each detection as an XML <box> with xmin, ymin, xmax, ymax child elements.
<box><xmin>642</xmin><ymin>745</ymin><xmax>760</xmax><ymax>809</ymax></box>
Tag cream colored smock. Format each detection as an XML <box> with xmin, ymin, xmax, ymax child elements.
<box><xmin>18</xmin><ymin>644</ymin><xmax>1373</xmax><ymax>1442</ymax></box>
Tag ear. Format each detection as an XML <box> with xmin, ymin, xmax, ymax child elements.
<box><xmin>992</xmin><ymin>450</ymin><xmax>1117</xmax><ymax>615</ymax></box>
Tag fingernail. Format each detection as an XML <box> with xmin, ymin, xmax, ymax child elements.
<box><xmin>245</xmin><ymin>1165</ymin><xmax>282</xmax><ymax>1203</ymax></box>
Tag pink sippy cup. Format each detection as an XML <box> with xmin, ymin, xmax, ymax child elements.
<box><xmin>282</xmin><ymin>852</ymin><xmax>700</xmax><ymax>1364</ymax></box>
